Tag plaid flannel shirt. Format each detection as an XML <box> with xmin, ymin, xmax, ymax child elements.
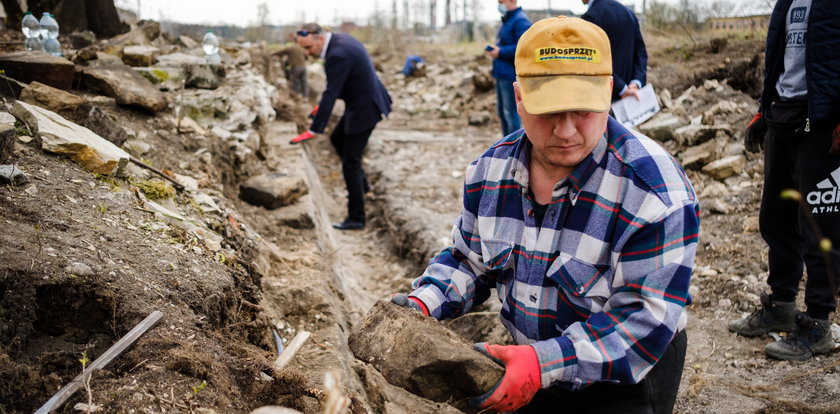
<box><xmin>410</xmin><ymin>117</ymin><xmax>700</xmax><ymax>390</ymax></box>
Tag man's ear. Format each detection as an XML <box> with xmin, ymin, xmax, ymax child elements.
<box><xmin>514</xmin><ymin>82</ymin><xmax>524</xmax><ymax>115</ymax></box>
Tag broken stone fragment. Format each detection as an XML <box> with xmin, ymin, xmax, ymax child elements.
<box><xmin>122</xmin><ymin>45</ymin><xmax>161</xmax><ymax>67</ymax></box>
<box><xmin>702</xmin><ymin>155</ymin><xmax>747</xmax><ymax>180</ymax></box>
<box><xmin>239</xmin><ymin>172</ymin><xmax>308</xmax><ymax>210</ymax></box>
<box><xmin>81</xmin><ymin>64</ymin><xmax>167</xmax><ymax>112</ymax></box>
<box><xmin>348</xmin><ymin>300</ymin><xmax>504</xmax><ymax>411</ymax></box>
<box><xmin>0</xmin><ymin>165</ymin><xmax>27</xmax><ymax>186</ymax></box>
<box><xmin>12</xmin><ymin>100</ymin><xmax>130</xmax><ymax>176</ymax></box>
<box><xmin>20</xmin><ymin>81</ymin><xmax>91</xmax><ymax>122</ymax></box>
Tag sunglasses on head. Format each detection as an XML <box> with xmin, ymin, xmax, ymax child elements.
<box><xmin>296</xmin><ymin>30</ymin><xmax>319</xmax><ymax>37</ymax></box>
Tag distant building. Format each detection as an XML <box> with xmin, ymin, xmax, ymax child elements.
<box><xmin>523</xmin><ymin>9</ymin><xmax>576</xmax><ymax>21</ymax></box>
<box><xmin>706</xmin><ymin>15</ymin><xmax>771</xmax><ymax>31</ymax></box>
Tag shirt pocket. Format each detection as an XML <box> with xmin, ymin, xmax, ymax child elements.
<box><xmin>546</xmin><ymin>254</ymin><xmax>612</xmax><ymax>302</ymax></box>
<box><xmin>480</xmin><ymin>239</ymin><xmax>515</xmax><ymax>271</ymax></box>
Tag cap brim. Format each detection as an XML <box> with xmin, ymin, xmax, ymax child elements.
<box><xmin>518</xmin><ymin>75</ymin><xmax>612</xmax><ymax>115</ymax></box>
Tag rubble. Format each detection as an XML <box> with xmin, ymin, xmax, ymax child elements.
<box><xmin>239</xmin><ymin>172</ymin><xmax>309</xmax><ymax>210</ymax></box>
<box><xmin>81</xmin><ymin>64</ymin><xmax>168</xmax><ymax>112</ymax></box>
<box><xmin>0</xmin><ymin>123</ymin><xmax>15</xmax><ymax>163</ymax></box>
<box><xmin>0</xmin><ymin>51</ymin><xmax>75</xmax><ymax>90</ymax></box>
<box><xmin>0</xmin><ymin>164</ymin><xmax>27</xmax><ymax>186</ymax></box>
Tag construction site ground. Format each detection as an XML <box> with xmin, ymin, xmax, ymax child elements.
<box><xmin>1</xmin><ymin>29</ymin><xmax>839</xmax><ymax>414</ymax></box>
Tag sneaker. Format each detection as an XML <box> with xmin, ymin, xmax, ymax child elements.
<box><xmin>764</xmin><ymin>313</ymin><xmax>833</xmax><ymax>361</ymax></box>
<box><xmin>728</xmin><ymin>292</ymin><xmax>796</xmax><ymax>337</ymax></box>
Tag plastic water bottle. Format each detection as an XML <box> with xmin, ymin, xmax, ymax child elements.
<box><xmin>21</xmin><ymin>11</ymin><xmax>41</xmax><ymax>50</ymax></box>
<box><xmin>202</xmin><ymin>31</ymin><xmax>219</xmax><ymax>56</ymax></box>
<box><xmin>39</xmin><ymin>12</ymin><xmax>59</xmax><ymax>39</ymax></box>
<box><xmin>44</xmin><ymin>37</ymin><xmax>61</xmax><ymax>56</ymax></box>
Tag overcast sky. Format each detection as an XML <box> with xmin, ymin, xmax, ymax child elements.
<box><xmin>123</xmin><ymin>0</ymin><xmax>653</xmax><ymax>27</ymax></box>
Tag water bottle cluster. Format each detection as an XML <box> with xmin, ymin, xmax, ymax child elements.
<box><xmin>202</xmin><ymin>31</ymin><xmax>220</xmax><ymax>56</ymax></box>
<box><xmin>21</xmin><ymin>11</ymin><xmax>61</xmax><ymax>56</ymax></box>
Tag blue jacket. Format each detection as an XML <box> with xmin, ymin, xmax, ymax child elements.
<box><xmin>310</xmin><ymin>33</ymin><xmax>392</xmax><ymax>135</ymax></box>
<box><xmin>492</xmin><ymin>7</ymin><xmax>531</xmax><ymax>81</ymax></box>
<box><xmin>583</xmin><ymin>0</ymin><xmax>648</xmax><ymax>102</ymax></box>
<box><xmin>761</xmin><ymin>0</ymin><xmax>840</xmax><ymax>127</ymax></box>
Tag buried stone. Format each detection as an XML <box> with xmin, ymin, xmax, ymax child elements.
<box><xmin>348</xmin><ymin>301</ymin><xmax>504</xmax><ymax>411</ymax></box>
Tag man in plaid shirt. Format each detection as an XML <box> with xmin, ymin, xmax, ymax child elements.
<box><xmin>392</xmin><ymin>17</ymin><xmax>699</xmax><ymax>413</ymax></box>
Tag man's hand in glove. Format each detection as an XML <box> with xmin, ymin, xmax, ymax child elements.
<box><xmin>469</xmin><ymin>343</ymin><xmax>541</xmax><ymax>412</ymax></box>
<box><xmin>290</xmin><ymin>130</ymin><xmax>315</xmax><ymax>144</ymax></box>
<box><xmin>390</xmin><ymin>293</ymin><xmax>429</xmax><ymax>316</ymax></box>
<box><xmin>745</xmin><ymin>112</ymin><xmax>768</xmax><ymax>153</ymax></box>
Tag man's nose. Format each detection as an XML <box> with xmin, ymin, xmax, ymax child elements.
<box><xmin>551</xmin><ymin>113</ymin><xmax>576</xmax><ymax>138</ymax></box>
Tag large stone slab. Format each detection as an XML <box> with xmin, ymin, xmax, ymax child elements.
<box><xmin>702</xmin><ymin>155</ymin><xmax>746</xmax><ymax>180</ymax></box>
<box><xmin>11</xmin><ymin>101</ymin><xmax>129</xmax><ymax>175</ymax></box>
<box><xmin>81</xmin><ymin>64</ymin><xmax>167</xmax><ymax>112</ymax></box>
<box><xmin>239</xmin><ymin>172</ymin><xmax>308</xmax><ymax>209</ymax></box>
<box><xmin>348</xmin><ymin>300</ymin><xmax>504</xmax><ymax>410</ymax></box>
<box><xmin>0</xmin><ymin>51</ymin><xmax>75</xmax><ymax>90</ymax></box>
<box><xmin>122</xmin><ymin>45</ymin><xmax>160</xmax><ymax>67</ymax></box>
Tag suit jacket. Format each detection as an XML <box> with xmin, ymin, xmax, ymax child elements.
<box><xmin>309</xmin><ymin>33</ymin><xmax>392</xmax><ymax>135</ymax></box>
<box><xmin>583</xmin><ymin>0</ymin><xmax>648</xmax><ymax>102</ymax></box>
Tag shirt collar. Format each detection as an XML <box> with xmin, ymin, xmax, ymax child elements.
<box><xmin>320</xmin><ymin>32</ymin><xmax>332</xmax><ymax>59</ymax></box>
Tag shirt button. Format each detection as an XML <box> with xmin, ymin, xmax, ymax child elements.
<box><xmin>577</xmin><ymin>286</ymin><xmax>585</xmax><ymax>294</ymax></box>
<box><xmin>527</xmin><ymin>209</ymin><xmax>534</xmax><ymax>217</ymax></box>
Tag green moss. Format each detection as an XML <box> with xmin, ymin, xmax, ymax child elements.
<box><xmin>132</xmin><ymin>179</ymin><xmax>176</xmax><ymax>200</ymax></box>
<box><xmin>151</xmin><ymin>69</ymin><xmax>170</xmax><ymax>81</ymax></box>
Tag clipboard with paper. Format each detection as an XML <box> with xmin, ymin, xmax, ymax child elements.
<box><xmin>611</xmin><ymin>84</ymin><xmax>660</xmax><ymax>127</ymax></box>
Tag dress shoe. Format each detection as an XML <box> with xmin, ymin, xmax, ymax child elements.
<box><xmin>332</xmin><ymin>218</ymin><xmax>365</xmax><ymax>230</ymax></box>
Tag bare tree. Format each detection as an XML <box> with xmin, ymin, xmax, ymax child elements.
<box><xmin>445</xmin><ymin>0</ymin><xmax>451</xmax><ymax>25</ymax></box>
<box><xmin>430</xmin><ymin>0</ymin><xmax>437</xmax><ymax>30</ymax></box>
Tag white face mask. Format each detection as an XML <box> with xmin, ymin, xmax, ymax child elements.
<box><xmin>498</xmin><ymin>3</ymin><xmax>508</xmax><ymax>14</ymax></box>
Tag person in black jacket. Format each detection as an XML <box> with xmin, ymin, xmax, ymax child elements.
<box><xmin>290</xmin><ymin>23</ymin><xmax>392</xmax><ymax>230</ymax></box>
<box><xmin>581</xmin><ymin>0</ymin><xmax>647</xmax><ymax>102</ymax></box>
<box><xmin>729</xmin><ymin>0</ymin><xmax>840</xmax><ymax>361</ymax></box>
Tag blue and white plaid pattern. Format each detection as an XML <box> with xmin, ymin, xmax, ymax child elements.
<box><xmin>410</xmin><ymin>117</ymin><xmax>700</xmax><ymax>390</ymax></box>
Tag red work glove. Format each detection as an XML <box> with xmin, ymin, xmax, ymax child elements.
<box><xmin>390</xmin><ymin>293</ymin><xmax>429</xmax><ymax>316</ymax></box>
<box><xmin>308</xmin><ymin>105</ymin><xmax>319</xmax><ymax>119</ymax></box>
<box><xmin>289</xmin><ymin>130</ymin><xmax>315</xmax><ymax>144</ymax></box>
<box><xmin>470</xmin><ymin>343</ymin><xmax>541</xmax><ymax>412</ymax></box>
<box><xmin>744</xmin><ymin>112</ymin><xmax>767</xmax><ymax>153</ymax></box>
<box><xmin>831</xmin><ymin>124</ymin><xmax>840</xmax><ymax>155</ymax></box>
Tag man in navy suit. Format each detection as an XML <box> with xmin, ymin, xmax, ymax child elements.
<box><xmin>290</xmin><ymin>23</ymin><xmax>392</xmax><ymax>230</ymax></box>
<box><xmin>582</xmin><ymin>0</ymin><xmax>648</xmax><ymax>102</ymax></box>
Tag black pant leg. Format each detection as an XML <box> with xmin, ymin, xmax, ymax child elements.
<box><xmin>518</xmin><ymin>330</ymin><xmax>686</xmax><ymax>414</ymax></box>
<box><xmin>794</xmin><ymin>125</ymin><xmax>840</xmax><ymax>317</ymax></box>
<box><xmin>331</xmin><ymin>121</ymin><xmax>373</xmax><ymax>223</ymax></box>
<box><xmin>762</xmin><ymin>123</ymin><xmax>806</xmax><ymax>303</ymax></box>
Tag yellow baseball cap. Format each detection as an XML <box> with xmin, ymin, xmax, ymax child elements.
<box><xmin>515</xmin><ymin>16</ymin><xmax>613</xmax><ymax>114</ymax></box>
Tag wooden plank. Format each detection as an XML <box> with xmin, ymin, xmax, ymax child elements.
<box><xmin>273</xmin><ymin>330</ymin><xmax>311</xmax><ymax>372</ymax></box>
<box><xmin>34</xmin><ymin>310</ymin><xmax>164</xmax><ymax>414</ymax></box>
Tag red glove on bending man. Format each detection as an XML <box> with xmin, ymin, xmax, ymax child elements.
<box><xmin>830</xmin><ymin>124</ymin><xmax>840</xmax><ymax>155</ymax></box>
<box><xmin>290</xmin><ymin>130</ymin><xmax>315</xmax><ymax>144</ymax></box>
<box><xmin>470</xmin><ymin>343</ymin><xmax>541</xmax><ymax>412</ymax></box>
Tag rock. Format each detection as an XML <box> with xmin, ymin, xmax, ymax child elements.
<box><xmin>104</xmin><ymin>21</ymin><xmax>161</xmax><ymax>53</ymax></box>
<box><xmin>186</xmin><ymin>64</ymin><xmax>223</xmax><ymax>89</ymax></box>
<box><xmin>348</xmin><ymin>301</ymin><xmax>504</xmax><ymax>409</ymax></box>
<box><xmin>467</xmin><ymin>112</ymin><xmax>491</xmax><ymax>126</ymax></box>
<box><xmin>82</xmin><ymin>106</ymin><xmax>130</xmax><ymax>147</ymax></box>
<box><xmin>74</xmin><ymin>46</ymin><xmax>99</xmax><ymax>63</ymax></box>
<box><xmin>69</xmin><ymin>31</ymin><xmax>97</xmax><ymax>49</ymax></box>
<box><xmin>122</xmin><ymin>45</ymin><xmax>160</xmax><ymax>67</ymax></box>
<box><xmin>20</xmin><ymin>81</ymin><xmax>91</xmax><ymax>122</ymax></box>
<box><xmin>353</xmin><ymin>361</ymin><xmax>463</xmax><ymax>414</ymax></box>
<box><xmin>743</xmin><ymin>216</ymin><xmax>760</xmax><ymax>233</ymax></box>
<box><xmin>638</xmin><ymin>112</ymin><xmax>689</xmax><ymax>142</ymax></box>
<box><xmin>702</xmin><ymin>155</ymin><xmax>746</xmax><ymax>180</ymax></box>
<box><xmin>699</xmin><ymin>181</ymin><xmax>728</xmax><ymax>198</ymax></box>
<box><xmin>709</xmin><ymin>38</ymin><xmax>728</xmax><ymax>53</ymax></box>
<box><xmin>471</xmin><ymin>71</ymin><xmax>493</xmax><ymax>92</ymax></box>
<box><xmin>0</xmin><ymin>165</ymin><xmax>27</xmax><ymax>186</ymax></box>
<box><xmin>81</xmin><ymin>65</ymin><xmax>167</xmax><ymax>112</ymax></box>
<box><xmin>65</xmin><ymin>262</ymin><xmax>94</xmax><ymax>276</ymax></box>
<box><xmin>706</xmin><ymin>198</ymin><xmax>731</xmax><ymax>214</ymax></box>
<box><xmin>239</xmin><ymin>172</ymin><xmax>308</xmax><ymax>209</ymax></box>
<box><xmin>12</xmin><ymin>101</ymin><xmax>130</xmax><ymax>175</ymax></box>
<box><xmin>673</xmin><ymin>124</ymin><xmax>732</xmax><ymax>146</ymax></box>
<box><xmin>250</xmin><ymin>407</ymin><xmax>303</xmax><ymax>414</ymax></box>
<box><xmin>679</xmin><ymin>136</ymin><xmax>727</xmax><ymax>170</ymax></box>
<box><xmin>176</xmin><ymin>35</ymin><xmax>199</xmax><ymax>49</ymax></box>
<box><xmin>0</xmin><ymin>123</ymin><xmax>15</xmax><ymax>164</ymax></box>
<box><xmin>659</xmin><ymin>88</ymin><xmax>673</xmax><ymax>109</ymax></box>
<box><xmin>93</xmin><ymin>52</ymin><xmax>124</xmax><ymax>66</ymax></box>
<box><xmin>123</xmin><ymin>139</ymin><xmax>152</xmax><ymax>156</ymax></box>
<box><xmin>156</xmin><ymin>52</ymin><xmax>207</xmax><ymax>65</ymax></box>
<box><xmin>0</xmin><ymin>51</ymin><xmax>75</xmax><ymax>90</ymax></box>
